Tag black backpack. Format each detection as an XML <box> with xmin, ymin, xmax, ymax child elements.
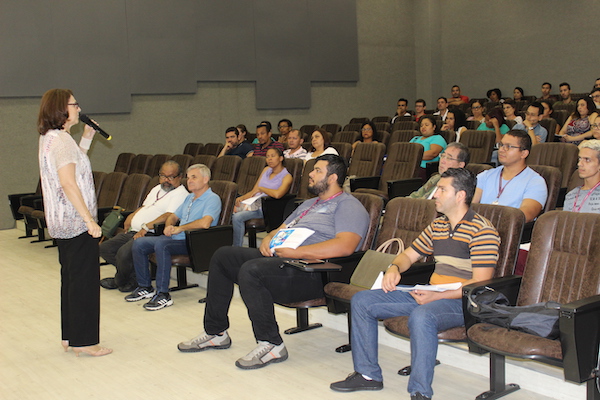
<box><xmin>467</xmin><ymin>286</ymin><xmax>561</xmax><ymax>340</ymax></box>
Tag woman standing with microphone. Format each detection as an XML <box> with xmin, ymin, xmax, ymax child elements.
<box><xmin>38</xmin><ymin>89</ymin><xmax>112</xmax><ymax>357</ymax></box>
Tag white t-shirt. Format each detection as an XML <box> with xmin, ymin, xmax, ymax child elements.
<box><xmin>304</xmin><ymin>146</ymin><xmax>339</xmax><ymax>161</ymax></box>
<box><xmin>130</xmin><ymin>184</ymin><xmax>189</xmax><ymax>232</ymax></box>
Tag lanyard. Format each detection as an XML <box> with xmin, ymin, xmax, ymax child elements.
<box><xmin>493</xmin><ymin>167</ymin><xmax>526</xmax><ymax>204</ymax></box>
<box><xmin>287</xmin><ymin>191</ymin><xmax>343</xmax><ymax>228</ymax></box>
<box><xmin>572</xmin><ymin>180</ymin><xmax>600</xmax><ymax>213</ymax></box>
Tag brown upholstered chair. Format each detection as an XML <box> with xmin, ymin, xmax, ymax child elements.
<box><xmin>392</xmin><ymin>120</ymin><xmax>419</xmax><ymax>132</ymax></box>
<box><xmin>235</xmin><ymin>156</ymin><xmax>266</xmax><ymax>195</ymax></box>
<box><xmin>142</xmin><ymin>175</ymin><xmax>161</xmax><ymax>200</ymax></box>
<box><xmin>374</xmin><ymin>122</ymin><xmax>391</xmax><ymax>133</ymax></box>
<box><xmin>378</xmin><ymin>130</ymin><xmax>390</xmax><ymax>148</ymax></box>
<box><xmin>277</xmin><ymin>192</ymin><xmax>384</xmax><ymax>335</ymax></box>
<box><xmin>170</xmin><ymin>154</ymin><xmax>193</xmax><ymax>172</ymax></box>
<box><xmin>296</xmin><ymin>159</ymin><xmax>318</xmax><ymax>201</ymax></box>
<box><xmin>538</xmin><ymin>118</ymin><xmax>557</xmax><ymax>143</ymax></box>
<box><xmin>200</xmin><ymin>143</ymin><xmax>224</xmax><ymax>157</ymax></box>
<box><xmin>466</xmin><ymin>211</ymin><xmax>600</xmax><ymax>400</ymax></box>
<box><xmin>528</xmin><ymin>165</ymin><xmax>562</xmax><ymax>214</ymax></box>
<box><xmin>113</xmin><ymin>173</ymin><xmax>151</xmax><ymax>211</ymax></box>
<box><xmin>349</xmin><ymin>117</ymin><xmax>369</xmax><ymax>125</ymax></box>
<box><xmin>343</xmin><ymin>123</ymin><xmax>363</xmax><ymax>133</ymax></box>
<box><xmin>459</xmin><ymin>130</ymin><xmax>495</xmax><ymax>163</ymax></box>
<box><xmin>324</xmin><ymin>197</ymin><xmax>438</xmax><ymax>352</ymax></box>
<box><xmin>321</xmin><ymin>123</ymin><xmax>342</xmax><ymax>135</ymax></box>
<box><xmin>389</xmin><ymin>129</ymin><xmax>419</xmax><ymax>144</ymax></box>
<box><xmin>331</xmin><ymin>142</ymin><xmax>352</xmax><ymax>163</ymax></box>
<box><xmin>371</xmin><ymin>116</ymin><xmax>390</xmax><ymax>123</ymax></box>
<box><xmin>12</xmin><ymin>181</ymin><xmax>43</xmax><ymax>240</ymax></box>
<box><xmin>383</xmin><ymin>204</ymin><xmax>526</xmax><ymax>373</ymax></box>
<box><xmin>566</xmin><ymin>169</ymin><xmax>583</xmax><ymax>193</ymax></box>
<box><xmin>438</xmin><ymin>129</ymin><xmax>456</xmax><ymax>144</ymax></box>
<box><xmin>92</xmin><ymin>171</ymin><xmax>107</xmax><ymax>198</ymax></box>
<box><xmin>465</xmin><ymin>120</ymin><xmax>482</xmax><ymax>130</ymax></box>
<box><xmin>527</xmin><ymin>142</ymin><xmax>578</xmax><ymax>206</ymax></box>
<box><xmin>210</xmin><ymin>155</ymin><xmax>242</xmax><ymax>181</ymax></box>
<box><xmin>333</xmin><ymin>131</ymin><xmax>360</xmax><ymax>144</ymax></box>
<box><xmin>183</xmin><ymin>142</ymin><xmax>203</xmax><ymax>157</ymax></box>
<box><xmin>96</xmin><ymin>171</ymin><xmax>128</xmax><ymax>212</ymax></box>
<box><xmin>192</xmin><ymin>154</ymin><xmax>217</xmax><ymax>171</ymax></box>
<box><xmin>156</xmin><ymin>180</ymin><xmax>238</xmax><ymax>291</ymax></box>
<box><xmin>299</xmin><ymin>124</ymin><xmax>319</xmax><ymax>136</ymax></box>
<box><xmin>146</xmin><ymin>154</ymin><xmax>171</xmax><ymax>177</ymax></box>
<box><xmin>352</xmin><ymin>142</ymin><xmax>423</xmax><ymax>200</ymax></box>
<box><xmin>466</xmin><ymin>163</ymin><xmax>493</xmax><ymax>176</ymax></box>
<box><xmin>347</xmin><ymin>142</ymin><xmax>386</xmax><ymax>179</ymax></box>
<box><xmin>113</xmin><ymin>152</ymin><xmax>135</xmax><ymax>173</ymax></box>
<box><xmin>128</xmin><ymin>154</ymin><xmax>152</xmax><ymax>174</ymax></box>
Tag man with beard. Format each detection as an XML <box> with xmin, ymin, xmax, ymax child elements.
<box><xmin>99</xmin><ymin>161</ymin><xmax>189</xmax><ymax>292</ymax></box>
<box><xmin>177</xmin><ymin>154</ymin><xmax>369</xmax><ymax>369</ymax></box>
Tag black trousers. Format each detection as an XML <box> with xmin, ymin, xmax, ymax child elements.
<box><xmin>203</xmin><ymin>246</ymin><xmax>324</xmax><ymax>345</ymax></box>
<box><xmin>98</xmin><ymin>231</ymin><xmax>136</xmax><ymax>288</ymax></box>
<box><xmin>57</xmin><ymin>232</ymin><xmax>100</xmax><ymax>347</ymax></box>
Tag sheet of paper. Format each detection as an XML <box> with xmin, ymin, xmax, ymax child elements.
<box><xmin>269</xmin><ymin>228</ymin><xmax>315</xmax><ymax>253</ymax></box>
<box><xmin>241</xmin><ymin>193</ymin><xmax>265</xmax><ymax>205</ymax></box>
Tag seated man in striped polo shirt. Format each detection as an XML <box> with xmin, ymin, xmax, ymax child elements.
<box><xmin>331</xmin><ymin>168</ymin><xmax>500</xmax><ymax>400</ymax></box>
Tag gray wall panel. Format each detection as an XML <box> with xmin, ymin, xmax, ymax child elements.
<box><xmin>127</xmin><ymin>0</ymin><xmax>198</xmax><ymax>94</ymax></box>
<box><xmin>254</xmin><ymin>0</ymin><xmax>310</xmax><ymax>109</ymax></box>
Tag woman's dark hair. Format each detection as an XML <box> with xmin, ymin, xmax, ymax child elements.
<box><xmin>38</xmin><ymin>88</ymin><xmax>73</xmax><ymax>134</ymax></box>
<box><xmin>487</xmin><ymin>107</ymin><xmax>506</xmax><ymax>127</ymax></box>
<box><xmin>486</xmin><ymin>88</ymin><xmax>502</xmax><ymax>101</ymax></box>
<box><xmin>447</xmin><ymin>107</ymin><xmax>466</xmax><ymax>130</ymax></box>
<box><xmin>503</xmin><ymin>98</ymin><xmax>516</xmax><ymax>108</ymax></box>
<box><xmin>513</xmin><ymin>87</ymin><xmax>525</xmax><ymax>99</ymax></box>
<box><xmin>419</xmin><ymin>115</ymin><xmax>438</xmax><ymax>133</ymax></box>
<box><xmin>236</xmin><ymin>124</ymin><xmax>248</xmax><ymax>135</ymax></box>
<box><xmin>360</xmin><ymin>121</ymin><xmax>379</xmax><ymax>142</ymax></box>
<box><xmin>573</xmin><ymin>97</ymin><xmax>597</xmax><ymax>120</ymax></box>
<box><xmin>311</xmin><ymin>128</ymin><xmax>332</xmax><ymax>151</ymax></box>
<box><xmin>265</xmin><ymin>147</ymin><xmax>285</xmax><ymax>167</ymax></box>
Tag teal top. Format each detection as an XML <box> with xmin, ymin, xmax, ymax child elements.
<box><xmin>409</xmin><ymin>134</ymin><xmax>448</xmax><ymax>168</ymax></box>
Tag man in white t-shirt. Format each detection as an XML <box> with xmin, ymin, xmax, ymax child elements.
<box><xmin>99</xmin><ymin>161</ymin><xmax>189</xmax><ymax>291</ymax></box>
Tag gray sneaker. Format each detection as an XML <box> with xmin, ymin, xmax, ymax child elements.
<box><xmin>235</xmin><ymin>341</ymin><xmax>288</xmax><ymax>370</ymax></box>
<box><xmin>177</xmin><ymin>331</ymin><xmax>231</xmax><ymax>352</ymax></box>
<box><xmin>124</xmin><ymin>286</ymin><xmax>155</xmax><ymax>302</ymax></box>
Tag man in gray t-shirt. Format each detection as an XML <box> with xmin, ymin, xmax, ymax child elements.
<box><xmin>177</xmin><ymin>155</ymin><xmax>370</xmax><ymax>370</ymax></box>
<box><xmin>564</xmin><ymin>140</ymin><xmax>600</xmax><ymax>213</ymax></box>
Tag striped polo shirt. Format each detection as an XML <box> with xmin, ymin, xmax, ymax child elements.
<box><xmin>410</xmin><ymin>208</ymin><xmax>500</xmax><ymax>284</ymax></box>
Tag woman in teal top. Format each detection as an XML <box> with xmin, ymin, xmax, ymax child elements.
<box><xmin>477</xmin><ymin>107</ymin><xmax>510</xmax><ymax>144</ymax></box>
<box><xmin>410</xmin><ymin>115</ymin><xmax>447</xmax><ymax>178</ymax></box>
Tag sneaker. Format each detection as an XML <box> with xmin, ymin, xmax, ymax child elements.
<box><xmin>330</xmin><ymin>372</ymin><xmax>383</xmax><ymax>392</ymax></box>
<box><xmin>124</xmin><ymin>286</ymin><xmax>155</xmax><ymax>302</ymax></box>
<box><xmin>177</xmin><ymin>331</ymin><xmax>231</xmax><ymax>352</ymax></box>
<box><xmin>143</xmin><ymin>292</ymin><xmax>173</xmax><ymax>311</ymax></box>
<box><xmin>235</xmin><ymin>341</ymin><xmax>288</xmax><ymax>370</ymax></box>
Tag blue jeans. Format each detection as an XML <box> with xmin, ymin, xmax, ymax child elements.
<box><xmin>131</xmin><ymin>235</ymin><xmax>188</xmax><ymax>293</ymax></box>
<box><xmin>351</xmin><ymin>288</ymin><xmax>464</xmax><ymax>398</ymax></box>
<box><xmin>232</xmin><ymin>209</ymin><xmax>263</xmax><ymax>247</ymax></box>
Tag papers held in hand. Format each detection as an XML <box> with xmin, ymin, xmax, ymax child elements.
<box><xmin>269</xmin><ymin>228</ymin><xmax>315</xmax><ymax>254</ymax></box>
<box><xmin>370</xmin><ymin>272</ymin><xmax>462</xmax><ymax>292</ymax></box>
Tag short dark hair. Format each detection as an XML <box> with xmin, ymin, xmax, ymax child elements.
<box><xmin>540</xmin><ymin>100</ymin><xmax>553</xmax><ymax>114</ymax></box>
<box><xmin>513</xmin><ymin>87</ymin><xmax>525</xmax><ymax>98</ymax></box>
<box><xmin>315</xmin><ymin>154</ymin><xmax>347</xmax><ymax>186</ymax></box>
<box><xmin>259</xmin><ymin>120</ymin><xmax>272</xmax><ymax>132</ymax></box>
<box><xmin>225</xmin><ymin>126</ymin><xmax>237</xmax><ymax>135</ymax></box>
<box><xmin>487</xmin><ymin>88</ymin><xmax>502</xmax><ymax>101</ymax></box>
<box><xmin>542</xmin><ymin>82</ymin><xmax>552</xmax><ymax>88</ymax></box>
<box><xmin>437</xmin><ymin>97</ymin><xmax>448</xmax><ymax>103</ymax></box>
<box><xmin>440</xmin><ymin>167</ymin><xmax>477</xmax><ymax>206</ymax></box>
<box><xmin>446</xmin><ymin>142</ymin><xmax>470</xmax><ymax>165</ymax></box>
<box><xmin>528</xmin><ymin>102</ymin><xmax>544</xmax><ymax>116</ymax></box>
<box><xmin>256</xmin><ymin>123</ymin><xmax>270</xmax><ymax>133</ymax></box>
<box><xmin>503</xmin><ymin>98</ymin><xmax>516</xmax><ymax>108</ymax></box>
<box><xmin>415</xmin><ymin>99</ymin><xmax>426</xmax><ymax>107</ymax></box>
<box><xmin>506</xmin><ymin>129</ymin><xmax>532</xmax><ymax>153</ymax></box>
<box><xmin>278</xmin><ymin>119</ymin><xmax>292</xmax><ymax>128</ymax></box>
<box><xmin>452</xmin><ymin>85</ymin><xmax>460</xmax><ymax>90</ymax></box>
<box><xmin>419</xmin><ymin>115</ymin><xmax>437</xmax><ymax>131</ymax></box>
<box><xmin>236</xmin><ymin>124</ymin><xmax>248</xmax><ymax>135</ymax></box>
<box><xmin>559</xmin><ymin>82</ymin><xmax>570</xmax><ymax>90</ymax></box>
<box><xmin>38</xmin><ymin>88</ymin><xmax>73</xmax><ymax>134</ymax></box>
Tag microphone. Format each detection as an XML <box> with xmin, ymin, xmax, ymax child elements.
<box><xmin>79</xmin><ymin>113</ymin><xmax>112</xmax><ymax>140</ymax></box>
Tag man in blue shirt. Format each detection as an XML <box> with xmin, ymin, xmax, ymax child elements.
<box><xmin>513</xmin><ymin>102</ymin><xmax>548</xmax><ymax>144</ymax></box>
<box><xmin>126</xmin><ymin>164</ymin><xmax>222</xmax><ymax>310</ymax></box>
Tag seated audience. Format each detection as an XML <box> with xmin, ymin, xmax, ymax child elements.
<box><xmin>502</xmin><ymin>99</ymin><xmax>523</xmax><ymax>125</ymax></box>
<box><xmin>513</xmin><ymin>87</ymin><xmax>525</xmax><ymax>102</ymax></box>
<box><xmin>100</xmin><ymin>161</ymin><xmax>189</xmax><ymax>292</ymax></box>
<box><xmin>441</xmin><ymin>108</ymin><xmax>467</xmax><ymax>141</ymax></box>
<box><xmin>391</xmin><ymin>98</ymin><xmax>412</xmax><ymax>124</ymax></box>
<box><xmin>236</xmin><ymin>124</ymin><xmax>249</xmax><ymax>143</ymax></box>
<box><xmin>177</xmin><ymin>155</ymin><xmax>370</xmax><ymax>370</ymax></box>
<box><xmin>409</xmin><ymin>142</ymin><xmax>469</xmax><ymax>199</ymax></box>
<box><xmin>304</xmin><ymin>129</ymin><xmax>338</xmax><ymax>160</ymax></box>
<box><xmin>514</xmin><ymin>102</ymin><xmax>548</xmax><ymax>144</ymax></box>
<box><xmin>559</xmin><ymin>97</ymin><xmax>598</xmax><ymax>145</ymax></box>
<box><xmin>232</xmin><ymin>148</ymin><xmax>292</xmax><ymax>247</ymax></box>
<box><xmin>352</xmin><ymin>121</ymin><xmax>379</xmax><ymax>153</ymax></box>
<box><xmin>276</xmin><ymin>119</ymin><xmax>292</xmax><ymax>144</ymax></box>
<box><xmin>591</xmin><ymin>88</ymin><xmax>600</xmax><ymax>110</ymax></box>
<box><xmin>410</xmin><ymin>115</ymin><xmax>448</xmax><ymax>179</ymax></box>
<box><xmin>564</xmin><ymin>140</ymin><xmax>600</xmax><ymax>213</ymax></box>
<box><xmin>554</xmin><ymin>82</ymin><xmax>576</xmax><ymax>107</ymax></box>
<box><xmin>252</xmin><ymin>121</ymin><xmax>273</xmax><ymax>144</ymax></box>
<box><xmin>540</xmin><ymin>100</ymin><xmax>561</xmax><ymax>138</ymax></box>
<box><xmin>330</xmin><ymin>167</ymin><xmax>500</xmax><ymax>400</ymax></box>
<box><xmin>594</xmin><ymin>78</ymin><xmax>600</xmax><ymax>90</ymax></box>
<box><xmin>433</xmin><ymin>97</ymin><xmax>449</xmax><ymax>121</ymax></box>
<box><xmin>447</xmin><ymin>85</ymin><xmax>469</xmax><ymax>106</ymax></box>
<box><xmin>467</xmin><ymin>100</ymin><xmax>485</xmax><ymax>123</ymax></box>
<box><xmin>536</xmin><ymin>82</ymin><xmax>558</xmax><ymax>103</ymax></box>
<box><xmin>486</xmin><ymin>88</ymin><xmax>502</xmax><ymax>103</ymax></box>
<box><xmin>478</xmin><ymin>107</ymin><xmax>509</xmax><ymax>144</ymax></box>
<box><xmin>473</xmin><ymin>130</ymin><xmax>548</xmax><ymax>223</ymax></box>
<box><xmin>414</xmin><ymin>99</ymin><xmax>427</xmax><ymax>122</ymax></box>
<box><xmin>126</xmin><ymin>164</ymin><xmax>221</xmax><ymax>310</ymax></box>
<box><xmin>218</xmin><ymin>127</ymin><xmax>253</xmax><ymax>159</ymax></box>
<box><xmin>249</xmin><ymin>123</ymin><xmax>285</xmax><ymax>157</ymax></box>
<box><xmin>283</xmin><ymin>129</ymin><xmax>307</xmax><ymax>159</ymax></box>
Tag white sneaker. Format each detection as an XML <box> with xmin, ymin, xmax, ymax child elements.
<box><xmin>177</xmin><ymin>331</ymin><xmax>231</xmax><ymax>352</ymax></box>
<box><xmin>235</xmin><ymin>341</ymin><xmax>288</xmax><ymax>369</ymax></box>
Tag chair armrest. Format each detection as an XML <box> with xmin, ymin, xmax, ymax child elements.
<box><xmin>262</xmin><ymin>194</ymin><xmax>297</xmax><ymax>232</ymax></box>
<box><xmin>387</xmin><ymin>178</ymin><xmax>423</xmax><ymax>199</ymax></box>
<box><xmin>185</xmin><ymin>225</ymin><xmax>234</xmax><ymax>273</ymax></box>
<box><xmin>8</xmin><ymin>192</ymin><xmax>37</xmax><ymax>220</ymax></box>
<box><xmin>560</xmin><ymin>294</ymin><xmax>600</xmax><ymax>383</ymax></box>
<box><xmin>399</xmin><ymin>261</ymin><xmax>435</xmax><ymax>285</ymax></box>
<box><xmin>520</xmin><ymin>220</ymin><xmax>534</xmax><ymax>243</ymax></box>
<box><xmin>350</xmin><ymin>176</ymin><xmax>380</xmax><ymax>192</ymax></box>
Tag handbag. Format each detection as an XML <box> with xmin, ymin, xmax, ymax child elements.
<box><xmin>467</xmin><ymin>286</ymin><xmax>561</xmax><ymax>339</ymax></box>
<box><xmin>350</xmin><ymin>238</ymin><xmax>405</xmax><ymax>289</ymax></box>
<box><xmin>101</xmin><ymin>207</ymin><xmax>124</xmax><ymax>239</ymax></box>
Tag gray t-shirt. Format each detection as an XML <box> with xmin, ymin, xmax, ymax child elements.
<box><xmin>563</xmin><ymin>185</ymin><xmax>600</xmax><ymax>213</ymax></box>
<box><xmin>283</xmin><ymin>192</ymin><xmax>369</xmax><ymax>251</ymax></box>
